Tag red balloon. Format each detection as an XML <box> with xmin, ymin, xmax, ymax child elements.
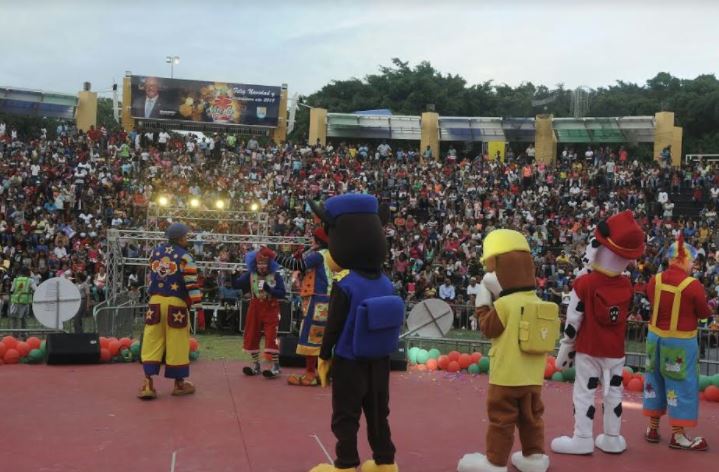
<box><xmin>458</xmin><ymin>354</ymin><xmax>473</xmax><ymax>369</ymax></box>
<box><xmin>189</xmin><ymin>338</ymin><xmax>200</xmax><ymax>352</ymax></box>
<box><xmin>426</xmin><ymin>359</ymin><xmax>438</xmax><ymax>371</ymax></box>
<box><xmin>546</xmin><ymin>355</ymin><xmax>556</xmax><ymax>367</ymax></box>
<box><xmin>622</xmin><ymin>370</ymin><xmax>633</xmax><ymax>387</ymax></box>
<box><xmin>119</xmin><ymin>337</ymin><xmax>132</xmax><ymax>349</ymax></box>
<box><xmin>3</xmin><ymin>348</ymin><xmax>20</xmax><ymax>364</ymax></box>
<box><xmin>627</xmin><ymin>378</ymin><xmax>644</xmax><ymax>392</ymax></box>
<box><xmin>447</xmin><ymin>361</ymin><xmax>461</xmax><ymax>373</ymax></box>
<box><xmin>705</xmin><ymin>385</ymin><xmax>719</xmax><ymax>402</ymax></box>
<box><xmin>26</xmin><ymin>337</ymin><xmax>41</xmax><ymax>350</ymax></box>
<box><xmin>100</xmin><ymin>348</ymin><xmax>112</xmax><ymax>362</ymax></box>
<box><xmin>99</xmin><ymin>337</ymin><xmax>110</xmax><ymax>349</ymax></box>
<box><xmin>633</xmin><ymin>372</ymin><xmax>644</xmax><ymax>380</ymax></box>
<box><xmin>437</xmin><ymin>355</ymin><xmax>450</xmax><ymax>370</ymax></box>
<box><xmin>2</xmin><ymin>336</ymin><xmax>17</xmax><ymax>350</ymax></box>
<box><xmin>470</xmin><ymin>352</ymin><xmax>482</xmax><ymax>364</ymax></box>
<box><xmin>0</xmin><ymin>341</ymin><xmax>6</xmax><ymax>358</ymax></box>
<box><xmin>108</xmin><ymin>340</ymin><xmax>121</xmax><ymax>356</ymax></box>
<box><xmin>544</xmin><ymin>364</ymin><xmax>556</xmax><ymax>379</ymax></box>
<box><xmin>16</xmin><ymin>341</ymin><xmax>30</xmax><ymax>358</ymax></box>
<box><xmin>448</xmin><ymin>351</ymin><xmax>461</xmax><ymax>362</ymax></box>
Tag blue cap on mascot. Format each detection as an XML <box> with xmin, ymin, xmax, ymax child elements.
<box><xmin>324</xmin><ymin>194</ymin><xmax>378</xmax><ymax>220</ymax></box>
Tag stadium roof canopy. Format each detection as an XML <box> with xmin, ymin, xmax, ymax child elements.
<box><xmin>0</xmin><ymin>86</ymin><xmax>78</xmax><ymax>120</ymax></box>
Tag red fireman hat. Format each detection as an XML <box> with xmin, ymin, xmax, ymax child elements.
<box><xmin>313</xmin><ymin>227</ymin><xmax>329</xmax><ymax>244</ymax></box>
<box><xmin>256</xmin><ymin>246</ymin><xmax>276</xmax><ymax>262</ymax></box>
<box><xmin>594</xmin><ymin>210</ymin><xmax>645</xmax><ymax>259</ymax></box>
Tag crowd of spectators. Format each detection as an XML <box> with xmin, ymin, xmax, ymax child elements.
<box><xmin>1</xmin><ymin>119</ymin><xmax>719</xmax><ymax>338</ymax></box>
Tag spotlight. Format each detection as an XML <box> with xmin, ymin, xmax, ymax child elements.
<box><xmin>158</xmin><ymin>196</ymin><xmax>169</xmax><ymax>207</ymax></box>
<box><xmin>250</xmin><ymin>202</ymin><xmax>259</xmax><ymax>212</ymax></box>
<box><xmin>215</xmin><ymin>199</ymin><xmax>226</xmax><ymax>210</ymax></box>
<box><xmin>189</xmin><ymin>198</ymin><xmax>200</xmax><ymax>208</ymax></box>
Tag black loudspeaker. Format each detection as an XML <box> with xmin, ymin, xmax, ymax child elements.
<box><xmin>278</xmin><ymin>335</ymin><xmax>306</xmax><ymax>367</ymax></box>
<box><xmin>46</xmin><ymin>333</ymin><xmax>101</xmax><ymax>365</ymax></box>
<box><xmin>390</xmin><ymin>341</ymin><xmax>408</xmax><ymax>371</ymax></box>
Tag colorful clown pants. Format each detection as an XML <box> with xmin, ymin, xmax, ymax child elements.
<box><xmin>141</xmin><ymin>295</ymin><xmax>191</xmax><ymax>379</ymax></box>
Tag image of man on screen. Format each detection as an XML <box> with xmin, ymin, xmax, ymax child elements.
<box><xmin>132</xmin><ymin>77</ymin><xmax>166</xmax><ymax>119</ymax></box>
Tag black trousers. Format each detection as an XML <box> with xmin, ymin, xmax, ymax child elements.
<box><xmin>331</xmin><ymin>356</ymin><xmax>395</xmax><ymax>468</ymax></box>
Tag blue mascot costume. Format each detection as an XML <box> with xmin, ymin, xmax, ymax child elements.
<box><xmin>309</xmin><ymin>194</ymin><xmax>404</xmax><ymax>472</ymax></box>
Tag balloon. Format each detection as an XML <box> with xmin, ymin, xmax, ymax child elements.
<box><xmin>622</xmin><ymin>370</ymin><xmax>633</xmax><ymax>387</ymax></box>
<box><xmin>108</xmin><ymin>340</ymin><xmax>121</xmax><ymax>356</ymax></box>
<box><xmin>100</xmin><ymin>337</ymin><xmax>110</xmax><ymax>349</ymax></box>
<box><xmin>448</xmin><ymin>351</ymin><xmax>461</xmax><ymax>362</ymax></box>
<box><xmin>112</xmin><ymin>355</ymin><xmax>123</xmax><ymax>363</ymax></box>
<box><xmin>699</xmin><ymin>375</ymin><xmax>712</xmax><ymax>391</ymax></box>
<box><xmin>26</xmin><ymin>337</ymin><xmax>41</xmax><ymax>350</ymax></box>
<box><xmin>189</xmin><ymin>351</ymin><xmax>200</xmax><ymax>361</ymax></box>
<box><xmin>3</xmin><ymin>348</ymin><xmax>20</xmax><ymax>364</ymax></box>
<box><xmin>119</xmin><ymin>338</ymin><xmax>132</xmax><ymax>349</ymax></box>
<box><xmin>544</xmin><ymin>364</ymin><xmax>556</xmax><ymax>379</ymax></box>
<box><xmin>407</xmin><ymin>347</ymin><xmax>420</xmax><ymax>364</ymax></box>
<box><xmin>2</xmin><ymin>336</ymin><xmax>18</xmax><ymax>350</ymax></box>
<box><xmin>40</xmin><ymin>340</ymin><xmax>47</xmax><ymax>353</ymax></box>
<box><xmin>428</xmin><ymin>348</ymin><xmax>441</xmax><ymax>360</ymax></box>
<box><xmin>426</xmin><ymin>359</ymin><xmax>438</xmax><ymax>371</ymax></box>
<box><xmin>189</xmin><ymin>338</ymin><xmax>200</xmax><ymax>353</ymax></box>
<box><xmin>458</xmin><ymin>354</ymin><xmax>473</xmax><ymax>369</ymax></box>
<box><xmin>416</xmin><ymin>349</ymin><xmax>430</xmax><ymax>364</ymax></box>
<box><xmin>711</xmin><ymin>374</ymin><xmax>719</xmax><ymax>387</ymax></box>
<box><xmin>546</xmin><ymin>355</ymin><xmax>556</xmax><ymax>367</ymax></box>
<box><xmin>130</xmin><ymin>341</ymin><xmax>141</xmax><ymax>357</ymax></box>
<box><xmin>0</xmin><ymin>341</ymin><xmax>6</xmax><ymax>358</ymax></box>
<box><xmin>705</xmin><ymin>385</ymin><xmax>719</xmax><ymax>402</ymax></box>
<box><xmin>100</xmin><ymin>348</ymin><xmax>112</xmax><ymax>363</ymax></box>
<box><xmin>478</xmin><ymin>357</ymin><xmax>490</xmax><ymax>373</ymax></box>
<box><xmin>121</xmin><ymin>348</ymin><xmax>133</xmax><ymax>363</ymax></box>
<box><xmin>437</xmin><ymin>355</ymin><xmax>450</xmax><ymax>370</ymax></box>
<box><xmin>562</xmin><ymin>367</ymin><xmax>576</xmax><ymax>382</ymax></box>
<box><xmin>551</xmin><ymin>371</ymin><xmax>564</xmax><ymax>382</ymax></box>
<box><xmin>627</xmin><ymin>378</ymin><xmax>644</xmax><ymax>392</ymax></box>
<box><xmin>468</xmin><ymin>363</ymin><xmax>480</xmax><ymax>375</ymax></box>
<box><xmin>16</xmin><ymin>341</ymin><xmax>30</xmax><ymax>358</ymax></box>
<box><xmin>28</xmin><ymin>349</ymin><xmax>44</xmax><ymax>364</ymax></box>
<box><xmin>470</xmin><ymin>352</ymin><xmax>482</xmax><ymax>364</ymax></box>
<box><xmin>623</xmin><ymin>366</ymin><xmax>634</xmax><ymax>374</ymax></box>
<box><xmin>447</xmin><ymin>361</ymin><xmax>460</xmax><ymax>373</ymax></box>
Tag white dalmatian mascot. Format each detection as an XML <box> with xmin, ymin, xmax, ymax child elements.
<box><xmin>552</xmin><ymin>211</ymin><xmax>645</xmax><ymax>455</ymax></box>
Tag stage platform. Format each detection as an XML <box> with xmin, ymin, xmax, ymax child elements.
<box><xmin>2</xmin><ymin>361</ymin><xmax>718</xmax><ymax>472</ymax></box>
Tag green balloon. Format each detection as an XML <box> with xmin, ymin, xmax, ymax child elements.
<box><xmin>112</xmin><ymin>355</ymin><xmax>122</xmax><ymax>363</ymax></box>
<box><xmin>40</xmin><ymin>340</ymin><xmax>47</xmax><ymax>352</ymax></box>
<box><xmin>189</xmin><ymin>351</ymin><xmax>200</xmax><ymax>361</ymax></box>
<box><xmin>130</xmin><ymin>341</ymin><xmax>141</xmax><ymax>357</ymax></box>
<box><xmin>478</xmin><ymin>357</ymin><xmax>490</xmax><ymax>373</ymax></box>
<box><xmin>562</xmin><ymin>367</ymin><xmax>576</xmax><ymax>382</ymax></box>
<box><xmin>428</xmin><ymin>348</ymin><xmax>441</xmax><ymax>360</ymax></box>
<box><xmin>28</xmin><ymin>349</ymin><xmax>44</xmax><ymax>363</ymax></box>
<box><xmin>120</xmin><ymin>348</ymin><xmax>133</xmax><ymax>363</ymax></box>
<box><xmin>711</xmin><ymin>374</ymin><xmax>719</xmax><ymax>387</ymax></box>
<box><xmin>468</xmin><ymin>364</ymin><xmax>480</xmax><ymax>375</ymax></box>
<box><xmin>408</xmin><ymin>347</ymin><xmax>420</xmax><ymax>364</ymax></box>
<box><xmin>623</xmin><ymin>366</ymin><xmax>634</xmax><ymax>374</ymax></box>
<box><xmin>416</xmin><ymin>349</ymin><xmax>430</xmax><ymax>364</ymax></box>
<box><xmin>699</xmin><ymin>375</ymin><xmax>712</xmax><ymax>391</ymax></box>
<box><xmin>551</xmin><ymin>371</ymin><xmax>564</xmax><ymax>382</ymax></box>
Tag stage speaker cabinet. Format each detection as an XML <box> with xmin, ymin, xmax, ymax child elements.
<box><xmin>278</xmin><ymin>335</ymin><xmax>306</xmax><ymax>367</ymax></box>
<box><xmin>390</xmin><ymin>340</ymin><xmax>408</xmax><ymax>371</ymax></box>
<box><xmin>46</xmin><ymin>333</ymin><xmax>101</xmax><ymax>365</ymax></box>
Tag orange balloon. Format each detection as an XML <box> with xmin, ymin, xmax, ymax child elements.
<box><xmin>470</xmin><ymin>352</ymin><xmax>482</xmax><ymax>364</ymax></box>
<box><xmin>0</xmin><ymin>341</ymin><xmax>6</xmax><ymax>358</ymax></box>
<box><xmin>16</xmin><ymin>341</ymin><xmax>30</xmax><ymax>358</ymax></box>
<box><xmin>458</xmin><ymin>354</ymin><xmax>473</xmax><ymax>369</ymax></box>
<box><xmin>426</xmin><ymin>359</ymin><xmax>438</xmax><ymax>371</ymax></box>
<box><xmin>108</xmin><ymin>340</ymin><xmax>121</xmax><ymax>356</ymax></box>
<box><xmin>546</xmin><ymin>356</ymin><xmax>556</xmax><ymax>367</ymax></box>
<box><xmin>544</xmin><ymin>364</ymin><xmax>556</xmax><ymax>379</ymax></box>
<box><xmin>448</xmin><ymin>351</ymin><xmax>461</xmax><ymax>362</ymax></box>
<box><xmin>622</xmin><ymin>370</ymin><xmax>633</xmax><ymax>387</ymax></box>
<box><xmin>189</xmin><ymin>338</ymin><xmax>200</xmax><ymax>352</ymax></box>
<box><xmin>100</xmin><ymin>348</ymin><xmax>112</xmax><ymax>362</ymax></box>
<box><xmin>3</xmin><ymin>348</ymin><xmax>20</xmax><ymax>364</ymax></box>
<box><xmin>1</xmin><ymin>336</ymin><xmax>17</xmax><ymax>350</ymax></box>
<box><xmin>705</xmin><ymin>385</ymin><xmax>719</xmax><ymax>402</ymax></box>
<box><xmin>437</xmin><ymin>355</ymin><xmax>450</xmax><ymax>370</ymax></box>
<box><xmin>627</xmin><ymin>378</ymin><xmax>643</xmax><ymax>392</ymax></box>
<box><xmin>119</xmin><ymin>337</ymin><xmax>132</xmax><ymax>349</ymax></box>
<box><xmin>26</xmin><ymin>337</ymin><xmax>41</xmax><ymax>350</ymax></box>
<box><xmin>100</xmin><ymin>337</ymin><xmax>110</xmax><ymax>349</ymax></box>
<box><xmin>447</xmin><ymin>361</ymin><xmax>461</xmax><ymax>373</ymax></box>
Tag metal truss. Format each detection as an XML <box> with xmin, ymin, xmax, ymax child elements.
<box><xmin>147</xmin><ymin>204</ymin><xmax>270</xmax><ymax>234</ymax></box>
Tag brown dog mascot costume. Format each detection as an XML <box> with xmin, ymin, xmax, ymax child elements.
<box><xmin>458</xmin><ymin>229</ymin><xmax>558</xmax><ymax>472</ymax></box>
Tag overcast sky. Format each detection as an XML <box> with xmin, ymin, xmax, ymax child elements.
<box><xmin>1</xmin><ymin>0</ymin><xmax>717</xmax><ymax>99</ymax></box>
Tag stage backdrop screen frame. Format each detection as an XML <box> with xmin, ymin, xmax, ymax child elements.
<box><xmin>130</xmin><ymin>75</ymin><xmax>281</xmax><ymax>127</ymax></box>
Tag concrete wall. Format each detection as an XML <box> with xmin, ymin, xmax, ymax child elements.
<box><xmin>76</xmin><ymin>90</ymin><xmax>97</xmax><ymax>132</ymax></box>
<box><xmin>534</xmin><ymin>114</ymin><xmax>556</xmax><ymax>164</ymax></box>
<box><xmin>308</xmin><ymin>107</ymin><xmax>327</xmax><ymax>146</ymax></box>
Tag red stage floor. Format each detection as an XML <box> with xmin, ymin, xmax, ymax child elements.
<box><xmin>2</xmin><ymin>361</ymin><xmax>717</xmax><ymax>472</ymax></box>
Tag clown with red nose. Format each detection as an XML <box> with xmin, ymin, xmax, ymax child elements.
<box><xmin>552</xmin><ymin>211</ymin><xmax>645</xmax><ymax>455</ymax></box>
<box><xmin>232</xmin><ymin>246</ymin><xmax>287</xmax><ymax>378</ymax></box>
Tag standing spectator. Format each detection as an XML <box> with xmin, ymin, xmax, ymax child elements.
<box><xmin>10</xmin><ymin>267</ymin><xmax>35</xmax><ymax>338</ymax></box>
<box><xmin>73</xmin><ymin>272</ymin><xmax>91</xmax><ymax>334</ymax></box>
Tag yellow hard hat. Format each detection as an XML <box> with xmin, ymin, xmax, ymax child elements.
<box><xmin>481</xmin><ymin>229</ymin><xmax>531</xmax><ymax>264</ymax></box>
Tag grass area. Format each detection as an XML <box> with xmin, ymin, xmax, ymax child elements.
<box><xmin>194</xmin><ymin>332</ymin><xmax>251</xmax><ymax>361</ymax></box>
